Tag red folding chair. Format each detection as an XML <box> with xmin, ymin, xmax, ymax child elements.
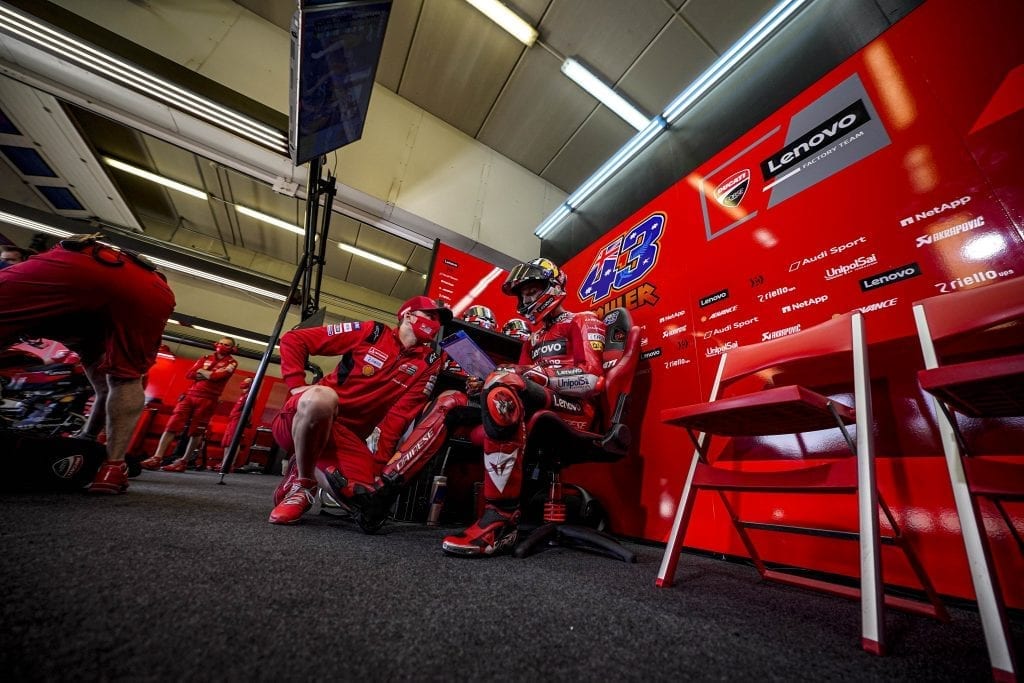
<box><xmin>913</xmin><ymin>275</ymin><xmax>1024</xmax><ymax>681</ymax></box>
<box><xmin>657</xmin><ymin>310</ymin><xmax>946</xmax><ymax>656</ymax></box>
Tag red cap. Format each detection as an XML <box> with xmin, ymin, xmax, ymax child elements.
<box><xmin>398</xmin><ymin>295</ymin><xmax>453</xmax><ymax>323</ymax></box>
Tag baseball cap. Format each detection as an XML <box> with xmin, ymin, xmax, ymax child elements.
<box><xmin>398</xmin><ymin>295</ymin><xmax>453</xmax><ymax>323</ymax></box>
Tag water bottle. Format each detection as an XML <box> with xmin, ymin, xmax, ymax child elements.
<box><xmin>426</xmin><ymin>475</ymin><xmax>447</xmax><ymax>526</ymax></box>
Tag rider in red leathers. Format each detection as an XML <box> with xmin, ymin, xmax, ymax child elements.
<box><xmin>442</xmin><ymin>258</ymin><xmax>606</xmax><ymax>556</ymax></box>
<box><xmin>269</xmin><ymin>296</ymin><xmax>468</xmax><ymax>531</ymax></box>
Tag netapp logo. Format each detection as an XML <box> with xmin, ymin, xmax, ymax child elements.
<box><xmin>659</xmin><ymin>309</ymin><xmax>686</xmax><ymax>323</ymax></box>
<box><xmin>640</xmin><ymin>348</ymin><xmax>663</xmax><ymax>361</ymax></box>
<box><xmin>824</xmin><ymin>254</ymin><xmax>878</xmax><ymax>281</ymax></box>
<box><xmin>899</xmin><ymin>195</ymin><xmax>971</xmax><ymax>227</ymax></box>
<box><xmin>762</xmin><ymin>324</ymin><xmax>801</xmax><ymax>341</ymax></box>
<box><xmin>699</xmin><ymin>289</ymin><xmax>729</xmax><ymax>307</ymax></box>
<box><xmin>761</xmin><ymin>100</ymin><xmax>871</xmax><ymax>179</ymax></box>
<box><xmin>781</xmin><ymin>295</ymin><xmax>828</xmax><ymax>314</ymax></box>
<box><xmin>916</xmin><ymin>216</ymin><xmax>985</xmax><ymax>248</ymax></box>
<box><xmin>859</xmin><ymin>262</ymin><xmax>922</xmax><ymax>291</ymax></box>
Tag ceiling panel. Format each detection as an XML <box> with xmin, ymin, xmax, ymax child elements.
<box><xmin>543</xmin><ymin>106</ymin><xmax>633</xmax><ymax>191</ymax></box>
<box><xmin>679</xmin><ymin>0</ymin><xmax>781</xmax><ymax>51</ymax></box>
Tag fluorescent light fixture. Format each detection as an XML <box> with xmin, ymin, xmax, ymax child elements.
<box><xmin>192</xmin><ymin>324</ymin><xmax>277</xmax><ymax>348</ymax></box>
<box><xmin>533</xmin><ymin>0</ymin><xmax>811</xmax><ymax>239</ymax></box>
<box><xmin>561</xmin><ymin>58</ymin><xmax>649</xmax><ymax>131</ymax></box>
<box><xmin>235</xmin><ymin>205</ymin><xmax>304</xmax><ymax>235</ymax></box>
<box><xmin>464</xmin><ymin>0</ymin><xmax>538</xmax><ymax>46</ymax></box>
<box><xmin>0</xmin><ymin>210</ymin><xmax>73</xmax><ymax>238</ymax></box>
<box><xmin>103</xmin><ymin>157</ymin><xmax>208</xmax><ymax>200</ymax></box>
<box><xmin>0</xmin><ymin>5</ymin><xmax>288</xmax><ymax>153</ymax></box>
<box><xmin>662</xmin><ymin>0</ymin><xmax>811</xmax><ymax>123</ymax></box>
<box><xmin>338</xmin><ymin>243</ymin><xmax>407</xmax><ymax>272</ymax></box>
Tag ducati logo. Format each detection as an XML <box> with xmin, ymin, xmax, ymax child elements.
<box><xmin>714</xmin><ymin>169</ymin><xmax>750</xmax><ymax>207</ymax></box>
<box><xmin>51</xmin><ymin>455</ymin><xmax>84</xmax><ymax>479</ymax></box>
<box><xmin>484</xmin><ymin>449</ymin><xmax>519</xmax><ymax>493</ymax></box>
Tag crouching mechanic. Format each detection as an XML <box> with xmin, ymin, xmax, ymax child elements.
<box><xmin>269</xmin><ymin>296</ymin><xmax>468</xmax><ymax>530</ymax></box>
<box><xmin>442</xmin><ymin>257</ymin><xmax>606</xmax><ymax>556</ymax></box>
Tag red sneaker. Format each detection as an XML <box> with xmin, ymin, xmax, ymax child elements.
<box><xmin>88</xmin><ymin>462</ymin><xmax>129</xmax><ymax>494</ymax></box>
<box><xmin>160</xmin><ymin>458</ymin><xmax>187</xmax><ymax>473</ymax></box>
<box><xmin>139</xmin><ymin>455</ymin><xmax>163</xmax><ymax>471</ymax></box>
<box><xmin>273</xmin><ymin>456</ymin><xmax>298</xmax><ymax>506</ymax></box>
<box><xmin>442</xmin><ymin>505</ymin><xmax>520</xmax><ymax>556</ymax></box>
<box><xmin>268</xmin><ymin>478</ymin><xmax>317</xmax><ymax>525</ymax></box>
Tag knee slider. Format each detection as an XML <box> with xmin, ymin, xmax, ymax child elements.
<box><xmin>482</xmin><ymin>383</ymin><xmax>524</xmax><ymax>437</ymax></box>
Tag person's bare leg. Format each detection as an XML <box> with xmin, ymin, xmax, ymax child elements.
<box><xmin>291</xmin><ymin>386</ymin><xmax>338</xmax><ymax>480</ymax></box>
<box><xmin>183</xmin><ymin>435</ymin><xmax>201</xmax><ymax>463</ymax></box>
<box><xmin>78</xmin><ymin>364</ymin><xmax>108</xmax><ymax>440</ymax></box>
<box><xmin>103</xmin><ymin>375</ymin><xmax>144</xmax><ymax>463</ymax></box>
<box><xmin>151</xmin><ymin>431</ymin><xmax>176</xmax><ymax>461</ymax></box>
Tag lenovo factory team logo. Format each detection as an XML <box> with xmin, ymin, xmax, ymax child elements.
<box><xmin>859</xmin><ymin>262</ymin><xmax>922</xmax><ymax>292</ymax></box>
<box><xmin>580</xmin><ymin>213</ymin><xmax>664</xmax><ymax>319</ymax></box>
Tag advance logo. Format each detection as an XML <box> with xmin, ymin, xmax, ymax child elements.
<box><xmin>859</xmin><ymin>262</ymin><xmax>922</xmax><ymax>292</ymax></box>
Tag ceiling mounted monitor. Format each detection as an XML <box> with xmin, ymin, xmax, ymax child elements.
<box><xmin>289</xmin><ymin>0</ymin><xmax>392</xmax><ymax>166</ymax></box>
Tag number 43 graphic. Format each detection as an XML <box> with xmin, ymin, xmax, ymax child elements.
<box><xmin>578</xmin><ymin>213</ymin><xmax>665</xmax><ymax>303</ymax></box>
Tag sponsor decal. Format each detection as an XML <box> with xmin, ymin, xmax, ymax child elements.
<box><xmin>899</xmin><ymin>195</ymin><xmax>972</xmax><ymax>227</ymax></box>
<box><xmin>586</xmin><ymin>333</ymin><xmax>604</xmax><ymax>342</ymax></box>
<box><xmin>707</xmin><ymin>305</ymin><xmax>738</xmax><ymax>321</ymax></box>
<box><xmin>749</xmin><ymin>274</ymin><xmax>764</xmax><ymax>287</ymax></box>
<box><xmin>714</xmin><ymin>169</ymin><xmax>750</xmax><ymax>207</ymax></box>
<box><xmin>859</xmin><ymin>262</ymin><xmax>923</xmax><ymax>291</ymax></box>
<box><xmin>579</xmin><ymin>213</ymin><xmax>664</xmax><ymax>303</ymax></box>
<box><xmin>934</xmin><ymin>268</ymin><xmax>1014</xmax><ymax>293</ymax></box>
<box><xmin>361</xmin><ymin>365</ymin><xmax>375</xmax><ymax>376</ymax></box>
<box><xmin>443</xmin><ymin>259</ymin><xmax>459</xmax><ymax>268</ymax></box>
<box><xmin>762</xmin><ymin>324</ymin><xmax>802</xmax><ymax>341</ymax></box>
<box><xmin>664</xmin><ymin>358</ymin><xmax>692</xmax><ymax>369</ymax></box>
<box><xmin>858</xmin><ymin>297</ymin><xmax>898</xmax><ymax>314</ymax></box>
<box><xmin>661</xmin><ymin>325</ymin><xmax>688</xmax><ymax>339</ymax></box>
<box><xmin>51</xmin><ymin>454</ymin><xmax>84</xmax><ymax>479</ymax></box>
<box><xmin>789</xmin><ymin>236</ymin><xmax>868</xmax><ymax>271</ymax></box>
<box><xmin>781</xmin><ymin>295</ymin><xmax>828</xmax><ymax>314</ymax></box>
<box><xmin>757</xmin><ymin>285</ymin><xmax>795</xmax><ymax>302</ymax></box>
<box><xmin>592</xmin><ymin>283</ymin><xmax>660</xmax><ymax>320</ymax></box>
<box><xmin>363</xmin><ymin>353</ymin><xmax>385</xmax><ymax>369</ymax></box>
<box><xmin>762</xmin><ymin>100</ymin><xmax>872</xmax><ymax>180</ymax></box>
<box><xmin>824</xmin><ymin>253</ymin><xmax>878</xmax><ymax>280</ymax></box>
<box><xmin>699</xmin><ymin>289</ymin><xmax>729</xmax><ymax>308</ymax></box>
<box><xmin>552</xmin><ymin>394</ymin><xmax>583</xmax><ymax>413</ymax></box>
<box><xmin>659</xmin><ymin>309</ymin><xmax>686</xmax><ymax>323</ymax></box>
<box><xmin>705</xmin><ymin>341</ymin><xmax>738</xmax><ymax>357</ymax></box>
<box><xmin>532</xmin><ymin>339</ymin><xmax>567</xmax><ymax>359</ymax></box>
<box><xmin>703</xmin><ymin>316</ymin><xmax>759</xmax><ymax>339</ymax></box>
<box><xmin>554</xmin><ymin>368</ymin><xmax>582</xmax><ymax>377</ymax></box>
<box><xmin>589</xmin><ymin>341</ymin><xmax>604</xmax><ymax>351</ymax></box>
<box><xmin>916</xmin><ymin>216</ymin><xmax>985</xmax><ymax>248</ymax></box>
<box><xmin>640</xmin><ymin>348</ymin><xmax>662</xmax><ymax>361</ymax></box>
<box><xmin>399</xmin><ymin>362</ymin><xmax>417</xmax><ymax>376</ymax></box>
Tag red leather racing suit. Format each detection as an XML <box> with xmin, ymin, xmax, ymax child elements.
<box><xmin>479</xmin><ymin>310</ymin><xmax>606</xmax><ymax>506</ymax></box>
<box><xmin>165</xmin><ymin>353</ymin><xmax>237</xmax><ymax>436</ymax></box>
<box><xmin>272</xmin><ymin>321</ymin><xmax>444</xmax><ymax>489</ymax></box>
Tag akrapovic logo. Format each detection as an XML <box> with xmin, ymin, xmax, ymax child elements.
<box><xmin>699</xmin><ymin>289</ymin><xmax>729</xmax><ymax>308</ymax></box>
<box><xmin>899</xmin><ymin>195</ymin><xmax>971</xmax><ymax>227</ymax></box>
<box><xmin>761</xmin><ymin>100</ymin><xmax>871</xmax><ymax>179</ymax></box>
<box><xmin>916</xmin><ymin>216</ymin><xmax>985</xmax><ymax>248</ymax></box>
<box><xmin>662</xmin><ymin>325</ymin><xmax>688</xmax><ymax>338</ymax></box>
<box><xmin>762</xmin><ymin>324</ymin><xmax>801</xmax><ymax>341</ymax></box>
<box><xmin>859</xmin><ymin>262</ymin><xmax>922</xmax><ymax>291</ymax></box>
<box><xmin>781</xmin><ymin>295</ymin><xmax>828</xmax><ymax>314</ymax></box>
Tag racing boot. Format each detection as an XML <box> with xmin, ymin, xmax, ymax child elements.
<box><xmin>160</xmin><ymin>457</ymin><xmax>187</xmax><ymax>473</ymax></box>
<box><xmin>442</xmin><ymin>503</ymin><xmax>520</xmax><ymax>556</ymax></box>
<box><xmin>88</xmin><ymin>461</ymin><xmax>129</xmax><ymax>494</ymax></box>
<box><xmin>268</xmin><ymin>477</ymin><xmax>317</xmax><ymax>525</ymax></box>
<box><xmin>139</xmin><ymin>454</ymin><xmax>164</xmax><ymax>470</ymax></box>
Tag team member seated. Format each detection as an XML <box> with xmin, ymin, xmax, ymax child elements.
<box><xmin>442</xmin><ymin>258</ymin><xmax>606</xmax><ymax>556</ymax></box>
<box><xmin>269</xmin><ymin>296</ymin><xmax>467</xmax><ymax>529</ymax></box>
<box><xmin>0</xmin><ymin>234</ymin><xmax>175</xmax><ymax>493</ymax></box>
<box><xmin>140</xmin><ymin>337</ymin><xmax>238</xmax><ymax>472</ymax></box>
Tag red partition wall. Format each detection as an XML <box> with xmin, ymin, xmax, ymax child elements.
<box><xmin>426</xmin><ymin>242</ymin><xmax>516</xmax><ymax>325</ymax></box>
<box><xmin>558</xmin><ymin>0</ymin><xmax>1024</xmax><ymax>604</ymax></box>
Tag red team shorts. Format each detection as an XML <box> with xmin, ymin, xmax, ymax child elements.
<box><xmin>0</xmin><ymin>244</ymin><xmax>175</xmax><ymax>379</ymax></box>
<box><xmin>165</xmin><ymin>394</ymin><xmax>219</xmax><ymax>436</ymax></box>
<box><xmin>272</xmin><ymin>391</ymin><xmax>378</xmax><ymax>487</ymax></box>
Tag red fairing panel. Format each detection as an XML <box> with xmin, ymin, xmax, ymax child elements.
<box><xmin>559</xmin><ymin>0</ymin><xmax>1024</xmax><ymax>605</ymax></box>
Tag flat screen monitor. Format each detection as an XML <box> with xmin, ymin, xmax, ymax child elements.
<box><xmin>289</xmin><ymin>0</ymin><xmax>392</xmax><ymax>166</ymax></box>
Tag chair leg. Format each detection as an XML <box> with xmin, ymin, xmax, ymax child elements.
<box><xmin>877</xmin><ymin>495</ymin><xmax>949</xmax><ymax>621</ymax></box>
<box><xmin>656</xmin><ymin>449</ymin><xmax>701</xmax><ymax>587</ymax></box>
<box><xmin>934</xmin><ymin>399</ymin><xmax>1018</xmax><ymax>679</ymax></box>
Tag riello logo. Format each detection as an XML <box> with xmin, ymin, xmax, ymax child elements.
<box><xmin>714</xmin><ymin>169</ymin><xmax>750</xmax><ymax>207</ymax></box>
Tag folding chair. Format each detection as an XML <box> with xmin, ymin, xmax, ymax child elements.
<box><xmin>656</xmin><ymin>311</ymin><xmax>946</xmax><ymax>656</ymax></box>
<box><xmin>913</xmin><ymin>275</ymin><xmax>1024</xmax><ymax>681</ymax></box>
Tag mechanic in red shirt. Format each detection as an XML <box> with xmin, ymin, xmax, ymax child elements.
<box><xmin>212</xmin><ymin>376</ymin><xmax>253</xmax><ymax>470</ymax></box>
<box><xmin>442</xmin><ymin>257</ymin><xmax>606</xmax><ymax>556</ymax></box>
<box><xmin>269</xmin><ymin>296</ymin><xmax>468</xmax><ymax>530</ymax></box>
<box><xmin>0</xmin><ymin>234</ymin><xmax>175</xmax><ymax>494</ymax></box>
<box><xmin>140</xmin><ymin>337</ymin><xmax>238</xmax><ymax>472</ymax></box>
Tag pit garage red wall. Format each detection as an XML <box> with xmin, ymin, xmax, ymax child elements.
<box><xmin>558</xmin><ymin>0</ymin><xmax>1024</xmax><ymax>605</ymax></box>
<box><xmin>426</xmin><ymin>242</ymin><xmax>517</xmax><ymax>325</ymax></box>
